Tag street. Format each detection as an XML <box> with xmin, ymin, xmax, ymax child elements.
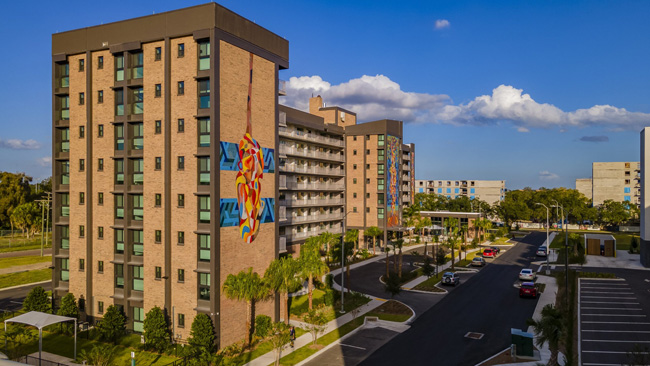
<box><xmin>0</xmin><ymin>281</ymin><xmax>52</xmax><ymax>312</ymax></box>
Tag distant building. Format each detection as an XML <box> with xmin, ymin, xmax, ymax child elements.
<box><xmin>576</xmin><ymin>162</ymin><xmax>640</xmax><ymax>206</ymax></box>
<box><xmin>640</xmin><ymin>130</ymin><xmax>650</xmax><ymax>267</ymax></box>
<box><xmin>575</xmin><ymin>178</ymin><xmax>593</xmax><ymax>201</ymax></box>
<box><xmin>414</xmin><ymin>180</ymin><xmax>505</xmax><ymax>204</ymax></box>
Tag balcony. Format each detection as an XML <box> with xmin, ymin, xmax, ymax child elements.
<box><xmin>280</xmin><ymin>147</ymin><xmax>345</xmax><ymax>161</ymax></box>
<box><xmin>285</xmin><ymin>225</ymin><xmax>343</xmax><ymax>242</ymax></box>
<box><xmin>279</xmin><ymin>128</ymin><xmax>344</xmax><ymax>148</ymax></box>
<box><xmin>279</xmin><ymin>80</ymin><xmax>287</xmax><ymax>96</ymax></box>
<box><xmin>402</xmin><ymin>154</ymin><xmax>410</xmax><ymax>161</ymax></box>
<box><xmin>285</xmin><ymin>181</ymin><xmax>344</xmax><ymax>191</ymax></box>
<box><xmin>402</xmin><ymin>164</ymin><xmax>409</xmax><ymax>171</ymax></box>
<box><xmin>280</xmin><ymin>165</ymin><xmax>344</xmax><ymax>176</ymax></box>
<box><xmin>280</xmin><ymin>212</ymin><xmax>344</xmax><ymax>225</ymax></box>
<box><xmin>279</xmin><ymin>198</ymin><xmax>344</xmax><ymax>207</ymax></box>
<box><xmin>279</xmin><ymin>236</ymin><xmax>287</xmax><ymax>253</ymax></box>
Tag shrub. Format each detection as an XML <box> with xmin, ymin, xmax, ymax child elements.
<box><xmin>384</xmin><ymin>272</ymin><xmax>401</xmax><ymax>298</ymax></box>
<box><xmin>421</xmin><ymin>256</ymin><xmax>435</xmax><ymax>278</ymax></box>
<box><xmin>78</xmin><ymin>344</ymin><xmax>117</xmax><ymax>366</ymax></box>
<box><xmin>143</xmin><ymin>306</ymin><xmax>170</xmax><ymax>352</ymax></box>
<box><xmin>97</xmin><ymin>305</ymin><xmax>126</xmax><ymax>344</ymax></box>
<box><xmin>254</xmin><ymin>315</ymin><xmax>273</xmax><ymax>339</ymax></box>
<box><xmin>23</xmin><ymin>286</ymin><xmax>50</xmax><ymax>313</ymax></box>
<box><xmin>415</xmin><ymin>235</ymin><xmax>420</xmax><ymax>244</ymax></box>
<box><xmin>57</xmin><ymin>293</ymin><xmax>79</xmax><ymax>334</ymax></box>
<box><xmin>325</xmin><ymin>274</ymin><xmax>334</xmax><ymax>289</ymax></box>
<box><xmin>488</xmin><ymin>233</ymin><xmax>496</xmax><ymax>241</ymax></box>
<box><xmin>188</xmin><ymin>313</ymin><xmax>215</xmax><ymax>352</ymax></box>
<box><xmin>359</xmin><ymin>249</ymin><xmax>371</xmax><ymax>259</ymax></box>
<box><xmin>322</xmin><ymin>290</ymin><xmax>335</xmax><ymax>307</ymax></box>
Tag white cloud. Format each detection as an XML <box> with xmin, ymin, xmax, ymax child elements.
<box><xmin>539</xmin><ymin>171</ymin><xmax>559</xmax><ymax>180</ymax></box>
<box><xmin>282</xmin><ymin>76</ymin><xmax>650</xmax><ymax>131</ymax></box>
<box><xmin>37</xmin><ymin>156</ymin><xmax>52</xmax><ymax>167</ymax></box>
<box><xmin>0</xmin><ymin>138</ymin><xmax>41</xmax><ymax>150</ymax></box>
<box><xmin>435</xmin><ymin>19</ymin><xmax>450</xmax><ymax>30</ymax></box>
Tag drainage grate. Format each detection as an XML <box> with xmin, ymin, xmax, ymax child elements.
<box><xmin>464</xmin><ymin>332</ymin><xmax>484</xmax><ymax>340</ymax></box>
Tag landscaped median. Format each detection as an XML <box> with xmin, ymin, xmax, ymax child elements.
<box><xmin>0</xmin><ymin>268</ymin><xmax>51</xmax><ymax>289</ymax></box>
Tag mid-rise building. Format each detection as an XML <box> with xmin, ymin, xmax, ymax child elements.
<box><xmin>575</xmin><ymin>178</ymin><xmax>593</xmax><ymax>201</ymax></box>
<box><xmin>52</xmin><ymin>3</ymin><xmax>287</xmax><ymax>347</ymax></box>
<box><xmin>415</xmin><ymin>179</ymin><xmax>506</xmax><ymax>204</ymax></box>
<box><xmin>402</xmin><ymin>143</ymin><xmax>415</xmax><ymax>207</ymax></box>
<box><xmin>640</xmin><ymin>130</ymin><xmax>650</xmax><ymax>267</ymax></box>
<box><xmin>576</xmin><ymin>162</ymin><xmax>640</xmax><ymax>206</ymax></box>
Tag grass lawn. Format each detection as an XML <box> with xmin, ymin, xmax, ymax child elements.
<box><xmin>365</xmin><ymin>300</ymin><xmax>413</xmax><ymax>322</ymax></box>
<box><xmin>550</xmin><ymin>231</ymin><xmax>638</xmax><ymax>251</ymax></box>
<box><xmin>0</xmin><ymin>255</ymin><xmax>51</xmax><ymax>270</ymax></box>
<box><xmin>289</xmin><ymin>289</ymin><xmax>371</xmax><ymax>323</ymax></box>
<box><xmin>221</xmin><ymin>328</ymin><xmax>307</xmax><ymax>365</ymax></box>
<box><xmin>0</xmin><ymin>234</ymin><xmax>52</xmax><ymax>254</ymax></box>
<box><xmin>0</xmin><ymin>268</ymin><xmax>51</xmax><ymax>289</ymax></box>
<box><xmin>491</xmin><ymin>236</ymin><xmax>513</xmax><ymax>245</ymax></box>
<box><xmin>412</xmin><ymin>272</ymin><xmax>445</xmax><ymax>292</ymax></box>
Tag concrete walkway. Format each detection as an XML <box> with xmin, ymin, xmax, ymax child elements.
<box><xmin>0</xmin><ymin>261</ymin><xmax>51</xmax><ymax>275</ymax></box>
<box><xmin>26</xmin><ymin>351</ymin><xmax>76</xmax><ymax>366</ymax></box>
<box><xmin>0</xmin><ymin>248</ymin><xmax>52</xmax><ymax>259</ymax></box>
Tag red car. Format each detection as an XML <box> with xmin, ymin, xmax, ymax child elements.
<box><xmin>519</xmin><ymin>282</ymin><xmax>538</xmax><ymax>298</ymax></box>
<box><xmin>482</xmin><ymin>248</ymin><xmax>496</xmax><ymax>258</ymax></box>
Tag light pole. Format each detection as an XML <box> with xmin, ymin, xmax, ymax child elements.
<box><xmin>340</xmin><ymin>210</ymin><xmax>354</xmax><ymax>313</ymax></box>
<box><xmin>552</xmin><ymin>199</ymin><xmax>560</xmax><ymax>231</ymax></box>
<box><xmin>536</xmin><ymin>203</ymin><xmax>550</xmax><ymax>274</ymax></box>
<box><xmin>552</xmin><ymin>203</ymin><xmax>569</xmax><ymax>308</ymax></box>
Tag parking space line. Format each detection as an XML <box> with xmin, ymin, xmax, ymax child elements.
<box><xmin>581</xmin><ymin>296</ymin><xmax>637</xmax><ymax>299</ymax></box>
<box><xmin>584</xmin><ymin>363</ymin><xmax>632</xmax><ymax>366</ymax></box>
<box><xmin>583</xmin><ymin>330</ymin><xmax>650</xmax><ymax>333</ymax></box>
<box><xmin>340</xmin><ymin>344</ymin><xmax>366</xmax><ymax>350</ymax></box>
<box><xmin>581</xmin><ymin>307</ymin><xmax>642</xmax><ymax>311</ymax></box>
<box><xmin>581</xmin><ymin>291</ymin><xmax>634</xmax><ymax>294</ymax></box>
<box><xmin>582</xmin><ymin>314</ymin><xmax>646</xmax><ymax>317</ymax></box>
<box><xmin>583</xmin><ymin>350</ymin><xmax>650</xmax><ymax>354</ymax></box>
<box><xmin>582</xmin><ymin>321</ymin><xmax>650</xmax><ymax>324</ymax></box>
<box><xmin>584</xmin><ymin>339</ymin><xmax>650</xmax><ymax>343</ymax></box>
<box><xmin>582</xmin><ymin>301</ymin><xmax>640</xmax><ymax>305</ymax></box>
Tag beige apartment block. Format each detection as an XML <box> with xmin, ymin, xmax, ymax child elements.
<box><xmin>52</xmin><ymin>3</ymin><xmax>287</xmax><ymax>348</ymax></box>
<box><xmin>402</xmin><ymin>144</ymin><xmax>415</xmax><ymax>207</ymax></box>
<box><xmin>575</xmin><ymin>178</ymin><xmax>593</xmax><ymax>201</ymax></box>
<box><xmin>580</xmin><ymin>162</ymin><xmax>640</xmax><ymax>206</ymax></box>
<box><xmin>415</xmin><ymin>179</ymin><xmax>506</xmax><ymax>204</ymax></box>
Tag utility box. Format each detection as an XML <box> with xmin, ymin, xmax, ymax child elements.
<box><xmin>511</xmin><ymin>328</ymin><xmax>534</xmax><ymax>357</ymax></box>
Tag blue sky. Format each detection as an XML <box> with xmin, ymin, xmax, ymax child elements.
<box><xmin>1</xmin><ymin>0</ymin><xmax>649</xmax><ymax>189</ymax></box>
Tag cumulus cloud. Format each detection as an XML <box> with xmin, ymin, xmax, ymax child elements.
<box><xmin>282</xmin><ymin>75</ymin><xmax>650</xmax><ymax>131</ymax></box>
<box><xmin>37</xmin><ymin>157</ymin><xmax>52</xmax><ymax>167</ymax></box>
<box><xmin>539</xmin><ymin>171</ymin><xmax>559</xmax><ymax>180</ymax></box>
<box><xmin>0</xmin><ymin>138</ymin><xmax>41</xmax><ymax>150</ymax></box>
<box><xmin>579</xmin><ymin>135</ymin><xmax>609</xmax><ymax>143</ymax></box>
<box><xmin>435</xmin><ymin>19</ymin><xmax>450</xmax><ymax>30</ymax></box>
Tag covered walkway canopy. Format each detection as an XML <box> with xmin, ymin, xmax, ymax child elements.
<box><xmin>4</xmin><ymin>311</ymin><xmax>77</xmax><ymax>364</ymax></box>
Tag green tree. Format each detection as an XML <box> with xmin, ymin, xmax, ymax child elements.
<box><xmin>57</xmin><ymin>293</ymin><xmax>79</xmax><ymax>334</ymax></box>
<box><xmin>460</xmin><ymin>224</ymin><xmax>469</xmax><ymax>260</ymax></box>
<box><xmin>265</xmin><ymin>257</ymin><xmax>301</xmax><ymax>324</ymax></box>
<box><xmin>421</xmin><ymin>256</ymin><xmax>435</xmax><ymax>278</ymax></box>
<box><xmin>365</xmin><ymin>226</ymin><xmax>382</xmax><ymax>256</ymax></box>
<box><xmin>299</xmin><ymin>237</ymin><xmax>329</xmax><ymax>310</ymax></box>
<box><xmin>330</xmin><ymin>237</ymin><xmax>354</xmax><ymax>293</ymax></box>
<box><xmin>344</xmin><ymin>229</ymin><xmax>360</xmax><ymax>292</ymax></box>
<box><xmin>445</xmin><ymin>217</ymin><xmax>459</xmax><ymax>270</ymax></box>
<box><xmin>0</xmin><ymin>172</ymin><xmax>31</xmax><ymax>231</ymax></box>
<box><xmin>3</xmin><ymin>323</ymin><xmax>36</xmax><ymax>360</ymax></box>
<box><xmin>303</xmin><ymin>308</ymin><xmax>327</xmax><ymax>346</ymax></box>
<box><xmin>10</xmin><ymin>202</ymin><xmax>41</xmax><ymax>238</ymax></box>
<box><xmin>222</xmin><ymin>267</ymin><xmax>270</xmax><ymax>345</ymax></box>
<box><xmin>316</xmin><ymin>231</ymin><xmax>337</xmax><ymax>265</ymax></box>
<box><xmin>416</xmin><ymin>216</ymin><xmax>432</xmax><ymax>256</ymax></box>
<box><xmin>269</xmin><ymin>322</ymin><xmax>292</xmax><ymax>366</ymax></box>
<box><xmin>23</xmin><ymin>286</ymin><xmax>50</xmax><ymax>313</ymax></box>
<box><xmin>599</xmin><ymin>200</ymin><xmax>631</xmax><ymax>227</ymax></box>
<box><xmin>526</xmin><ymin>304</ymin><xmax>565</xmax><ymax>366</ymax></box>
<box><xmin>254</xmin><ymin>315</ymin><xmax>273</xmax><ymax>338</ymax></box>
<box><xmin>384</xmin><ymin>272</ymin><xmax>401</xmax><ymax>298</ymax></box>
<box><xmin>97</xmin><ymin>305</ymin><xmax>126</xmax><ymax>344</ymax></box>
<box><xmin>188</xmin><ymin>313</ymin><xmax>215</xmax><ymax>351</ymax></box>
<box><xmin>143</xmin><ymin>306</ymin><xmax>170</xmax><ymax>352</ymax></box>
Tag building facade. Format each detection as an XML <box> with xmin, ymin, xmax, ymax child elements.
<box><xmin>52</xmin><ymin>3</ymin><xmax>287</xmax><ymax>346</ymax></box>
<box><xmin>415</xmin><ymin>179</ymin><xmax>506</xmax><ymax>204</ymax></box>
<box><xmin>402</xmin><ymin>143</ymin><xmax>415</xmax><ymax>208</ymax></box>
<box><xmin>575</xmin><ymin>178</ymin><xmax>593</xmax><ymax>201</ymax></box>
<box><xmin>576</xmin><ymin>162</ymin><xmax>640</xmax><ymax>206</ymax></box>
<box><xmin>640</xmin><ymin>130</ymin><xmax>650</xmax><ymax>267</ymax></box>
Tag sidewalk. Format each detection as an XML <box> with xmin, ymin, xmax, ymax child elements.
<box><xmin>402</xmin><ymin>247</ymin><xmax>482</xmax><ymax>290</ymax></box>
<box><xmin>0</xmin><ymin>261</ymin><xmax>51</xmax><ymax>275</ymax></box>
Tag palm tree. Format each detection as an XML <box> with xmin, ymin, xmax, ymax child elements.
<box><xmin>300</xmin><ymin>237</ymin><xmax>328</xmax><ymax>310</ymax></box>
<box><xmin>526</xmin><ymin>304</ymin><xmax>565</xmax><ymax>366</ymax></box>
<box><xmin>264</xmin><ymin>257</ymin><xmax>301</xmax><ymax>324</ymax></box>
<box><xmin>445</xmin><ymin>217</ymin><xmax>459</xmax><ymax>270</ymax></box>
<box><xmin>460</xmin><ymin>224</ymin><xmax>469</xmax><ymax>261</ymax></box>
<box><xmin>317</xmin><ymin>231</ymin><xmax>336</xmax><ymax>265</ymax></box>
<box><xmin>344</xmin><ymin>229</ymin><xmax>359</xmax><ymax>293</ymax></box>
<box><xmin>415</xmin><ymin>216</ymin><xmax>431</xmax><ymax>256</ymax></box>
<box><xmin>222</xmin><ymin>267</ymin><xmax>270</xmax><ymax>345</ymax></box>
<box><xmin>394</xmin><ymin>239</ymin><xmax>405</xmax><ymax>277</ymax></box>
<box><xmin>366</xmin><ymin>226</ymin><xmax>382</xmax><ymax>256</ymax></box>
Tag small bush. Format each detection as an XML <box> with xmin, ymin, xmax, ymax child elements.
<box><xmin>359</xmin><ymin>249</ymin><xmax>371</xmax><ymax>259</ymax></box>
<box><xmin>325</xmin><ymin>274</ymin><xmax>334</xmax><ymax>289</ymax></box>
<box><xmin>254</xmin><ymin>315</ymin><xmax>272</xmax><ymax>339</ymax></box>
<box><xmin>23</xmin><ymin>286</ymin><xmax>50</xmax><ymax>313</ymax></box>
<box><xmin>488</xmin><ymin>233</ymin><xmax>496</xmax><ymax>241</ymax></box>
<box><xmin>415</xmin><ymin>235</ymin><xmax>420</xmax><ymax>244</ymax></box>
<box><xmin>578</xmin><ymin>272</ymin><xmax>616</xmax><ymax>279</ymax></box>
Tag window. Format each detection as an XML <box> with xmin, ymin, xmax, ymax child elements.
<box><xmin>178</xmin><ymin>194</ymin><xmax>185</xmax><ymax>207</ymax></box>
<box><xmin>155</xmin><ymin>157</ymin><xmax>161</xmax><ymax>170</ymax></box>
<box><xmin>378</xmin><ymin>208</ymin><xmax>385</xmax><ymax>219</ymax></box>
<box><xmin>155</xmin><ymin>120</ymin><xmax>161</xmax><ymax>134</ymax></box>
<box><xmin>60</xmin><ymin>226</ymin><xmax>69</xmax><ymax>249</ymax></box>
<box><xmin>115</xmin><ymin>55</ymin><xmax>124</xmax><ymax>81</ymax></box>
<box><xmin>199</xmin><ymin>157</ymin><xmax>210</xmax><ymax>185</ymax></box>
<box><xmin>178</xmin><ymin>269</ymin><xmax>185</xmax><ymax>282</ymax></box>
<box><xmin>79</xmin><ymin>258</ymin><xmax>85</xmax><ymax>271</ymax></box>
<box><xmin>178</xmin><ymin>119</ymin><xmax>185</xmax><ymax>132</ymax></box>
<box><xmin>625</xmin><ymin>187</ymin><xmax>631</xmax><ymax>193</ymax></box>
<box><xmin>59</xmin><ymin>95</ymin><xmax>70</xmax><ymax>120</ymax></box>
<box><xmin>60</xmin><ymin>258</ymin><xmax>69</xmax><ymax>281</ymax></box>
<box><xmin>115</xmin><ymin>124</ymin><xmax>124</xmax><ymax>150</ymax></box>
<box><xmin>366</xmin><ymin>135</ymin><xmax>370</xmax><ymax>140</ymax></box>
<box><xmin>378</xmin><ymin>164</ymin><xmax>385</xmax><ymax>175</ymax></box>
<box><xmin>131</xmin><ymin>123</ymin><xmax>143</xmax><ymax>150</ymax></box>
<box><xmin>132</xmin><ymin>195</ymin><xmax>143</xmax><ymax>221</ymax></box>
<box><xmin>353</xmin><ymin>193</ymin><xmax>357</xmax><ymax>198</ymax></box>
<box><xmin>353</xmin><ymin>164</ymin><xmax>357</xmax><ymax>170</ymax></box>
<box><xmin>625</xmin><ymin>179</ymin><xmax>631</xmax><ymax>185</ymax></box>
<box><xmin>155</xmin><ymin>194</ymin><xmax>161</xmax><ymax>207</ymax></box>
<box><xmin>98</xmin><ymin>158</ymin><xmax>104</xmax><ymax>171</ymax></box>
<box><xmin>98</xmin><ymin>301</ymin><xmax>104</xmax><ymax>314</ymax></box>
<box><xmin>199</xmin><ymin>196</ymin><xmax>210</xmax><ymax>223</ymax></box>
<box><xmin>198</xmin><ymin>79</ymin><xmax>210</xmax><ymax>108</ymax></box>
<box><xmin>199</xmin><ymin>273</ymin><xmax>210</xmax><ymax>300</ymax></box>
<box><xmin>115</xmin><ymin>159</ymin><xmax>124</xmax><ymax>185</ymax></box>
<box><xmin>60</xmin><ymin>161</ymin><xmax>70</xmax><ymax>185</ymax></box>
<box><xmin>155</xmin><ymin>47</ymin><xmax>162</xmax><ymax>61</ymax></box>
<box><xmin>131</xmin><ymin>52</ymin><xmax>143</xmax><ymax>79</ymax></box>
<box><xmin>132</xmin><ymin>266</ymin><xmax>144</xmax><ymax>291</ymax></box>
<box><xmin>133</xmin><ymin>306</ymin><xmax>144</xmax><ymax>333</ymax></box>
<box><xmin>59</xmin><ymin>128</ymin><xmax>70</xmax><ymax>153</ymax></box>
<box><xmin>353</xmin><ymin>207</ymin><xmax>357</xmax><ymax>213</ymax></box>
<box><xmin>455</xmin><ymin>188</ymin><xmax>459</xmax><ymax>194</ymax></box>
<box><xmin>366</xmin><ymin>193</ymin><xmax>370</xmax><ymax>198</ymax></box>
<box><xmin>625</xmin><ymin>195</ymin><xmax>631</xmax><ymax>202</ymax></box>
<box><xmin>155</xmin><ymin>84</ymin><xmax>162</xmax><ymax>98</ymax></box>
<box><xmin>131</xmin><ymin>88</ymin><xmax>143</xmax><ymax>114</ymax></box>
<box><xmin>353</xmin><ymin>178</ymin><xmax>357</xmax><ymax>184</ymax></box>
<box><xmin>366</xmin><ymin>207</ymin><xmax>370</xmax><ymax>213</ymax></box>
<box><xmin>155</xmin><ymin>230</ymin><xmax>161</xmax><ymax>243</ymax></box>
<box><xmin>115</xmin><ymin>194</ymin><xmax>124</xmax><ymax>219</ymax></box>
<box><xmin>178</xmin><ymin>231</ymin><xmax>185</xmax><ymax>245</ymax></box>
<box><xmin>60</xmin><ymin>193</ymin><xmax>70</xmax><ymax>216</ymax></box>
<box><xmin>199</xmin><ymin>118</ymin><xmax>210</xmax><ymax>147</ymax></box>
<box><xmin>378</xmin><ymin>149</ymin><xmax>384</xmax><ymax>161</ymax></box>
<box><xmin>366</xmin><ymin>150</ymin><xmax>370</xmax><ymax>155</ymax></box>
<box><xmin>98</xmin><ymin>226</ymin><xmax>104</xmax><ymax>239</ymax></box>
<box><xmin>57</xmin><ymin>63</ymin><xmax>69</xmax><ymax>88</ymax></box>
<box><xmin>98</xmin><ymin>124</ymin><xmax>104</xmax><ymax>137</ymax></box>
<box><xmin>79</xmin><ymin>59</ymin><xmax>84</xmax><ymax>72</ymax></box>
<box><xmin>178</xmin><ymin>156</ymin><xmax>185</xmax><ymax>170</ymax></box>
<box><xmin>177</xmin><ymin>81</ymin><xmax>184</xmax><ymax>95</ymax></box>
<box><xmin>79</xmin><ymin>92</ymin><xmax>85</xmax><ymax>105</ymax></box>
<box><xmin>115</xmin><ymin>229</ymin><xmax>124</xmax><ymax>253</ymax></box>
<box><xmin>378</xmin><ymin>193</ymin><xmax>385</xmax><ymax>205</ymax></box>
<box><xmin>198</xmin><ymin>41</ymin><xmax>210</xmax><ymax>70</ymax></box>
<box><xmin>132</xmin><ymin>159</ymin><xmax>144</xmax><ymax>185</ymax></box>
<box><xmin>98</xmin><ymin>192</ymin><xmax>104</xmax><ymax>205</ymax></box>
<box><xmin>177</xmin><ymin>43</ymin><xmax>185</xmax><ymax>57</ymax></box>
<box><xmin>115</xmin><ymin>89</ymin><xmax>124</xmax><ymax>115</ymax></box>
<box><xmin>79</xmin><ymin>126</ymin><xmax>85</xmax><ymax>138</ymax></box>
<box><xmin>353</xmin><ymin>150</ymin><xmax>357</xmax><ymax>155</ymax></box>
<box><xmin>79</xmin><ymin>192</ymin><xmax>85</xmax><ymax>205</ymax></box>
<box><xmin>155</xmin><ymin>266</ymin><xmax>162</xmax><ymax>280</ymax></box>
<box><xmin>115</xmin><ymin>264</ymin><xmax>124</xmax><ymax>288</ymax></box>
<box><xmin>199</xmin><ymin>234</ymin><xmax>210</xmax><ymax>262</ymax></box>
<box><xmin>132</xmin><ymin>230</ymin><xmax>144</xmax><ymax>256</ymax></box>
<box><xmin>470</xmin><ymin>188</ymin><xmax>475</xmax><ymax>194</ymax></box>
<box><xmin>366</xmin><ymin>178</ymin><xmax>370</xmax><ymax>184</ymax></box>
<box><xmin>446</xmin><ymin>188</ymin><xmax>451</xmax><ymax>194</ymax></box>
<box><xmin>178</xmin><ymin>314</ymin><xmax>185</xmax><ymax>328</ymax></box>
<box><xmin>378</xmin><ymin>135</ymin><xmax>385</xmax><ymax>146</ymax></box>
<box><xmin>97</xmin><ymin>56</ymin><xmax>103</xmax><ymax>69</ymax></box>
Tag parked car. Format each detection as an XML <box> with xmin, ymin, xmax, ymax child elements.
<box><xmin>490</xmin><ymin>246</ymin><xmax>501</xmax><ymax>254</ymax></box>
<box><xmin>536</xmin><ymin>246</ymin><xmax>547</xmax><ymax>257</ymax></box>
<box><xmin>482</xmin><ymin>248</ymin><xmax>496</xmax><ymax>258</ymax></box>
<box><xmin>441</xmin><ymin>272</ymin><xmax>460</xmax><ymax>286</ymax></box>
<box><xmin>519</xmin><ymin>269</ymin><xmax>536</xmax><ymax>281</ymax></box>
<box><xmin>519</xmin><ymin>282</ymin><xmax>538</xmax><ymax>298</ymax></box>
<box><xmin>471</xmin><ymin>257</ymin><xmax>486</xmax><ymax>267</ymax></box>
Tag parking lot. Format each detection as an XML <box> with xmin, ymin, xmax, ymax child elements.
<box><xmin>579</xmin><ymin>277</ymin><xmax>650</xmax><ymax>365</ymax></box>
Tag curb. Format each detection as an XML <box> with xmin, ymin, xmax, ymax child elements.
<box><xmin>0</xmin><ymin>280</ymin><xmax>50</xmax><ymax>292</ymax></box>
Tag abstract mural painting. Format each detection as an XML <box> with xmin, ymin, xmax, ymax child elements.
<box><xmin>386</xmin><ymin>135</ymin><xmax>400</xmax><ymax>228</ymax></box>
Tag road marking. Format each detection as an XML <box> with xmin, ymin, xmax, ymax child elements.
<box><xmin>582</xmin><ymin>321</ymin><xmax>650</xmax><ymax>324</ymax></box>
<box><xmin>584</xmin><ymin>339</ymin><xmax>650</xmax><ymax>343</ymax></box>
<box><xmin>581</xmin><ymin>291</ymin><xmax>634</xmax><ymax>294</ymax></box>
<box><xmin>581</xmin><ymin>296</ymin><xmax>637</xmax><ymax>299</ymax></box>
<box><xmin>340</xmin><ymin>344</ymin><xmax>366</xmax><ymax>350</ymax></box>
<box><xmin>582</xmin><ymin>301</ymin><xmax>640</xmax><ymax>305</ymax></box>
<box><xmin>582</xmin><ymin>283</ymin><xmax>628</xmax><ymax>286</ymax></box>
<box><xmin>581</xmin><ymin>307</ymin><xmax>642</xmax><ymax>311</ymax></box>
<box><xmin>583</xmin><ymin>363</ymin><xmax>634</xmax><ymax>366</ymax></box>
<box><xmin>582</xmin><ymin>330</ymin><xmax>650</xmax><ymax>333</ymax></box>
<box><xmin>583</xmin><ymin>350</ymin><xmax>650</xmax><ymax>354</ymax></box>
<box><xmin>582</xmin><ymin>314</ymin><xmax>646</xmax><ymax>317</ymax></box>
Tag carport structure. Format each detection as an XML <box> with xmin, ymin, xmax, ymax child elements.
<box><xmin>4</xmin><ymin>311</ymin><xmax>77</xmax><ymax>365</ymax></box>
<box><xmin>418</xmin><ymin>211</ymin><xmax>481</xmax><ymax>238</ymax></box>
<box><xmin>584</xmin><ymin>234</ymin><xmax>616</xmax><ymax>257</ymax></box>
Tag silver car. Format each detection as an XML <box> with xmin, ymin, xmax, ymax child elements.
<box><xmin>442</xmin><ymin>272</ymin><xmax>460</xmax><ymax>286</ymax></box>
<box><xmin>519</xmin><ymin>269</ymin><xmax>536</xmax><ymax>281</ymax></box>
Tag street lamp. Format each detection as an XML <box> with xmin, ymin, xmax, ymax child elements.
<box><xmin>535</xmin><ymin>203</ymin><xmax>550</xmax><ymax>275</ymax></box>
<box><xmin>340</xmin><ymin>210</ymin><xmax>354</xmax><ymax>313</ymax></box>
<box><xmin>551</xmin><ymin>203</ymin><xmax>569</xmax><ymax>308</ymax></box>
<box><xmin>552</xmin><ymin>199</ymin><xmax>560</xmax><ymax>231</ymax></box>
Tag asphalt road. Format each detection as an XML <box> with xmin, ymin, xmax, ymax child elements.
<box><xmin>359</xmin><ymin>232</ymin><xmax>545</xmax><ymax>366</ymax></box>
<box><xmin>0</xmin><ymin>281</ymin><xmax>52</xmax><ymax>312</ymax></box>
<box><xmin>0</xmin><ymin>248</ymin><xmax>52</xmax><ymax>258</ymax></box>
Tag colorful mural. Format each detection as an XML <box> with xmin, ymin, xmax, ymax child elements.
<box><xmin>220</xmin><ymin>198</ymin><xmax>275</xmax><ymax>228</ymax></box>
<box><xmin>386</xmin><ymin>135</ymin><xmax>400</xmax><ymax>228</ymax></box>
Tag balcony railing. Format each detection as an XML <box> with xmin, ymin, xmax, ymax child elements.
<box><xmin>285</xmin><ymin>225</ymin><xmax>343</xmax><ymax>242</ymax></box>
<box><xmin>281</xmin><ymin>212</ymin><xmax>343</xmax><ymax>224</ymax></box>
<box><xmin>280</xmin><ymin>147</ymin><xmax>344</xmax><ymax>161</ymax></box>
<box><xmin>280</xmin><ymin>165</ymin><xmax>344</xmax><ymax>176</ymax></box>
<box><xmin>402</xmin><ymin>154</ymin><xmax>410</xmax><ymax>161</ymax></box>
<box><xmin>285</xmin><ymin>181</ymin><xmax>344</xmax><ymax>190</ymax></box>
<box><xmin>279</xmin><ymin>128</ymin><xmax>344</xmax><ymax>147</ymax></box>
<box><xmin>279</xmin><ymin>236</ymin><xmax>287</xmax><ymax>252</ymax></box>
<box><xmin>279</xmin><ymin>198</ymin><xmax>344</xmax><ymax>206</ymax></box>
